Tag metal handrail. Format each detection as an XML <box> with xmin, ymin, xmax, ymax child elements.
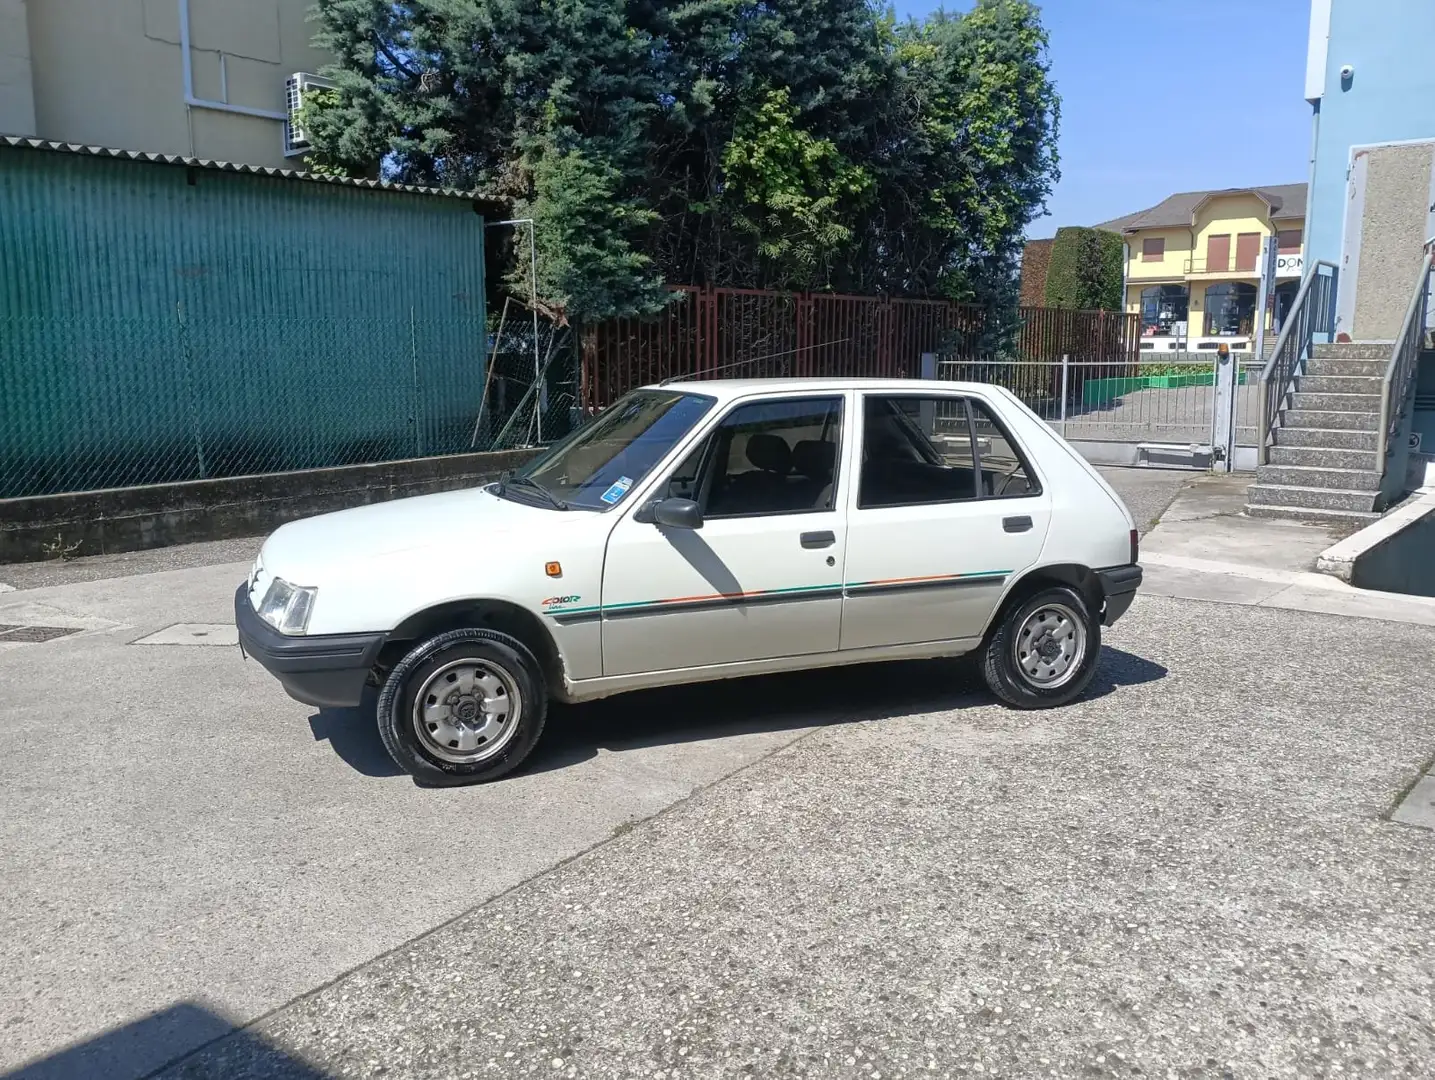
<box><xmin>1257</xmin><ymin>260</ymin><xmax>1338</xmax><ymax>461</ymax></box>
<box><xmin>1375</xmin><ymin>239</ymin><xmax>1435</xmax><ymax>466</ymax></box>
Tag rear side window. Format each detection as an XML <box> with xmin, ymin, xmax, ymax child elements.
<box><xmin>859</xmin><ymin>394</ymin><xmax>1039</xmax><ymax>509</ymax></box>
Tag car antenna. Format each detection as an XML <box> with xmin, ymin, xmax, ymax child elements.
<box><xmin>657</xmin><ymin>338</ymin><xmax>851</xmax><ymax>386</ymax></box>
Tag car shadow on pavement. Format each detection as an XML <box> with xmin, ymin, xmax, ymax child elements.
<box><xmin>308</xmin><ymin>697</ymin><xmax>403</xmax><ymax>778</ymax></box>
<box><xmin>524</xmin><ymin>645</ymin><xmax>1168</xmax><ymax>777</ymax></box>
<box><xmin>301</xmin><ymin>647</ymin><xmax>1166</xmax><ymax>782</ymax></box>
<box><xmin>0</xmin><ymin>1000</ymin><xmax>329</xmax><ymax>1080</ymax></box>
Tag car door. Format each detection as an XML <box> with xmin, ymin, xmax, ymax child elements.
<box><xmin>839</xmin><ymin>391</ymin><xmax>1051</xmax><ymax>651</ymax></box>
<box><xmin>599</xmin><ymin>393</ymin><xmax>850</xmax><ymax>677</ymax></box>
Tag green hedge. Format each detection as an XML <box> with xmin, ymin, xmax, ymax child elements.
<box><xmin>1044</xmin><ymin>226</ymin><xmax>1123</xmax><ymax>311</ymax></box>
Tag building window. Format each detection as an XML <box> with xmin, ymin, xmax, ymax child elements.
<box><xmin>1236</xmin><ymin>232</ymin><xmax>1261</xmax><ymax>272</ymax></box>
<box><xmin>1204</xmin><ymin>282</ymin><xmax>1258</xmax><ymax>337</ymax></box>
<box><xmin>1141</xmin><ymin>237</ymin><xmax>1165</xmax><ymax>262</ymax></box>
<box><xmin>1139</xmin><ymin>284</ymin><xmax>1189</xmax><ymax>337</ymax></box>
<box><xmin>1277</xmin><ymin>229</ymin><xmax>1302</xmax><ymax>254</ymax></box>
<box><xmin>1206</xmin><ymin>234</ymin><xmax>1231</xmax><ymax>273</ymax></box>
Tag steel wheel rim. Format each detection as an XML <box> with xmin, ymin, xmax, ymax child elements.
<box><xmin>1013</xmin><ymin>601</ymin><xmax>1086</xmax><ymax>689</ymax></box>
<box><xmin>412</xmin><ymin>658</ymin><xmax>522</xmax><ymax>764</ymax></box>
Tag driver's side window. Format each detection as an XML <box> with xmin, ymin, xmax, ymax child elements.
<box><xmin>664</xmin><ymin>396</ymin><xmax>844</xmax><ymax>518</ymax></box>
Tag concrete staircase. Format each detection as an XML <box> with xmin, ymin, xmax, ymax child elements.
<box><xmin>1246</xmin><ymin>342</ymin><xmax>1387</xmax><ymax>525</ymax></box>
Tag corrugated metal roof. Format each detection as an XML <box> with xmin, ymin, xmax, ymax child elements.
<box><xmin>1096</xmin><ymin>183</ymin><xmax>1307</xmax><ymax>233</ymax></box>
<box><xmin>1</xmin><ymin>136</ymin><xmax>492</xmax><ymax>202</ymax></box>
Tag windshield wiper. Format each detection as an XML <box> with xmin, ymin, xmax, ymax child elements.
<box><xmin>496</xmin><ymin>472</ymin><xmax>568</xmax><ymax>511</ymax></box>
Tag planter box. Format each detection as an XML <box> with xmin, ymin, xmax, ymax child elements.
<box><xmin>1082</xmin><ymin>370</ymin><xmax>1249</xmax><ymax>404</ymax></box>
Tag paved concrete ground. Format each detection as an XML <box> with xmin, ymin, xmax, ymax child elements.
<box><xmin>159</xmin><ymin>597</ymin><xmax>1435</xmax><ymax>1080</ymax></box>
<box><xmin>10</xmin><ymin>467</ymin><xmax>1435</xmax><ymax>1080</ymax></box>
<box><xmin>1054</xmin><ymin>380</ymin><xmax>1263</xmax><ymax>449</ymax></box>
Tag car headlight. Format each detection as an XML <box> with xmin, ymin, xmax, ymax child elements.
<box><xmin>258</xmin><ymin>577</ymin><xmax>317</xmax><ymax>636</ymax></box>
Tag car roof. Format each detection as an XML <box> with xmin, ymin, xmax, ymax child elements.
<box><xmin>639</xmin><ymin>377</ymin><xmax>1008</xmax><ymax>403</ymax></box>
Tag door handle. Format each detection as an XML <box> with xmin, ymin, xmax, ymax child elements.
<box><xmin>800</xmin><ymin>530</ymin><xmax>836</xmax><ymax>549</ymax></box>
<box><xmin>1003</xmin><ymin>515</ymin><xmax>1033</xmax><ymax>533</ymax></box>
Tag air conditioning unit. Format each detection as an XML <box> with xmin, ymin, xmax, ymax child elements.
<box><xmin>284</xmin><ymin>72</ymin><xmax>335</xmax><ymax>157</ymax></box>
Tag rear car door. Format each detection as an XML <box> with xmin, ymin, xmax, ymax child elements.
<box><xmin>599</xmin><ymin>393</ymin><xmax>850</xmax><ymax>676</ymax></box>
<box><xmin>839</xmin><ymin>391</ymin><xmax>1051</xmax><ymax>651</ymax></box>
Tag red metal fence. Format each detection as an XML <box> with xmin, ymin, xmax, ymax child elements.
<box><xmin>581</xmin><ymin>285</ymin><xmax>1139</xmax><ymax>410</ymax></box>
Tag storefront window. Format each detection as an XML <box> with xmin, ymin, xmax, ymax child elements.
<box><xmin>1140</xmin><ymin>285</ymin><xmax>1189</xmax><ymax>336</ymax></box>
<box><xmin>1203</xmin><ymin>282</ymin><xmax>1258</xmax><ymax>337</ymax></box>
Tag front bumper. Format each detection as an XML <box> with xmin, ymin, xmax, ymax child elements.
<box><xmin>1096</xmin><ymin>564</ymin><xmax>1143</xmax><ymax>627</ymax></box>
<box><xmin>234</xmin><ymin>584</ymin><xmax>385</xmax><ymax>709</ymax></box>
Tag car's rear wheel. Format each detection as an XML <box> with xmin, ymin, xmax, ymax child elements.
<box><xmin>981</xmin><ymin>585</ymin><xmax>1100</xmax><ymax>709</ymax></box>
<box><xmin>376</xmin><ymin>628</ymin><xmax>548</xmax><ymax>785</ymax></box>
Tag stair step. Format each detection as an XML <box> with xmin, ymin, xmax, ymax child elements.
<box><xmin>1272</xmin><ymin>426</ymin><xmax>1379</xmax><ymax>450</ymax></box>
<box><xmin>1268</xmin><ymin>445</ymin><xmax>1381</xmax><ymax>470</ymax></box>
<box><xmin>1246</xmin><ymin>503</ymin><xmax>1383</xmax><ymax>525</ymax></box>
<box><xmin>1296</xmin><ymin>374</ymin><xmax>1385</xmax><ymax>395</ymax></box>
<box><xmin>1291</xmin><ymin>391</ymin><xmax>1383</xmax><ymax>413</ymax></box>
<box><xmin>1304</xmin><ymin>357</ymin><xmax>1388</xmax><ymax>378</ymax></box>
<box><xmin>1282</xmin><ymin>409</ymin><xmax>1383</xmax><ymax>432</ymax></box>
<box><xmin>1312</xmin><ymin>342</ymin><xmax>1392</xmax><ymax>360</ymax></box>
<box><xmin>1255</xmin><ymin>464</ymin><xmax>1381</xmax><ymax>491</ymax></box>
<box><xmin>1245</xmin><ymin>483</ymin><xmax>1379</xmax><ymax>513</ymax></box>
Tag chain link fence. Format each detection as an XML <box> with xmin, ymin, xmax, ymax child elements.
<box><xmin>0</xmin><ymin>304</ymin><xmax>578</xmax><ymax>500</ymax></box>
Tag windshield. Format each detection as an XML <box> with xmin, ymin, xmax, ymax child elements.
<box><xmin>507</xmin><ymin>389</ymin><xmax>717</xmax><ymax>510</ymax></box>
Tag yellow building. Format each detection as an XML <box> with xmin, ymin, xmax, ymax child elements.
<box><xmin>0</xmin><ymin>0</ymin><xmax>331</xmax><ymax>169</ymax></box>
<box><xmin>1098</xmin><ymin>184</ymin><xmax>1306</xmax><ymax>354</ymax></box>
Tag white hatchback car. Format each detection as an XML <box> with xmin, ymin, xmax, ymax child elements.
<box><xmin>237</xmin><ymin>379</ymin><xmax>1142</xmax><ymax>784</ymax></box>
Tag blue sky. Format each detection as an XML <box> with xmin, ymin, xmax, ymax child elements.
<box><xmin>894</xmin><ymin>0</ymin><xmax>1314</xmax><ymax>237</ymax></box>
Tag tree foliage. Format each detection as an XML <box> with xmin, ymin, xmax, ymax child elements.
<box><xmin>1044</xmin><ymin>227</ymin><xmax>1123</xmax><ymax>311</ymax></box>
<box><xmin>307</xmin><ymin>0</ymin><xmax>1060</xmax><ymax>321</ymax></box>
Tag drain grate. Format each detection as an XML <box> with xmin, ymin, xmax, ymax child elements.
<box><xmin>0</xmin><ymin>624</ymin><xmax>83</xmax><ymax>642</ymax></box>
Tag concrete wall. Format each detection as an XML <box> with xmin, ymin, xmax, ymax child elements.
<box><xmin>1349</xmin><ymin>504</ymin><xmax>1435</xmax><ymax>597</ymax></box>
<box><xmin>1348</xmin><ymin>142</ymin><xmax>1435</xmax><ymax>340</ymax></box>
<box><xmin>1305</xmin><ymin>0</ymin><xmax>1435</xmax><ymax>267</ymax></box>
<box><xmin>0</xmin><ymin>0</ymin><xmax>36</xmax><ymax>137</ymax></box>
<box><xmin>22</xmin><ymin>0</ymin><xmax>330</xmax><ymax>166</ymax></box>
<box><xmin>0</xmin><ymin>450</ymin><xmax>540</xmax><ymax>564</ymax></box>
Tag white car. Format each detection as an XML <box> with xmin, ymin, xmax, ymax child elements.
<box><xmin>236</xmin><ymin>379</ymin><xmax>1142</xmax><ymax>785</ymax></box>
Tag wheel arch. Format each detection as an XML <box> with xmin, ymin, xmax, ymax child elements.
<box><xmin>373</xmin><ymin>599</ymin><xmax>570</xmax><ymax>701</ymax></box>
<box><xmin>982</xmin><ymin>563</ymin><xmax>1103</xmax><ymax>642</ymax></box>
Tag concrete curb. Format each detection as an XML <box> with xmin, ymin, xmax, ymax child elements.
<box><xmin>1316</xmin><ymin>489</ymin><xmax>1435</xmax><ymax>582</ymax></box>
<box><xmin>1141</xmin><ymin>550</ymin><xmax>1435</xmax><ymax>626</ymax></box>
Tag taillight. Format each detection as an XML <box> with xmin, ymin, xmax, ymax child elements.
<box><xmin>1130</xmin><ymin>528</ymin><xmax>1140</xmax><ymax>566</ymax></box>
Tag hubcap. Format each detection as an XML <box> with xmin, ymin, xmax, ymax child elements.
<box><xmin>1013</xmin><ymin>602</ymin><xmax>1086</xmax><ymax>689</ymax></box>
<box><xmin>411</xmin><ymin>659</ymin><xmax>522</xmax><ymax>764</ymax></box>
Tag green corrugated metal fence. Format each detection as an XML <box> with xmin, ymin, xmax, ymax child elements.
<box><xmin>0</xmin><ymin>146</ymin><xmax>488</xmax><ymax>499</ymax></box>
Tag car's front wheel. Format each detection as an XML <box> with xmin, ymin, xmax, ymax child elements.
<box><xmin>376</xmin><ymin>628</ymin><xmax>548</xmax><ymax>785</ymax></box>
<box><xmin>981</xmin><ymin>585</ymin><xmax>1100</xmax><ymax>709</ymax></box>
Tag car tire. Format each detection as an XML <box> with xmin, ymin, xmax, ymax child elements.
<box><xmin>981</xmin><ymin>585</ymin><xmax>1100</xmax><ymax>709</ymax></box>
<box><xmin>376</xmin><ymin>628</ymin><xmax>548</xmax><ymax>785</ymax></box>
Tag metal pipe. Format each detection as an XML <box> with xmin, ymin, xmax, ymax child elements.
<box><xmin>1257</xmin><ymin>259</ymin><xmax>1338</xmax><ymax>459</ymax></box>
<box><xmin>1375</xmin><ymin>246</ymin><xmax>1435</xmax><ymax>466</ymax></box>
<box><xmin>178</xmin><ymin>0</ymin><xmax>288</xmax><ymax>122</ymax></box>
<box><xmin>486</xmin><ymin>218</ymin><xmax>543</xmax><ymax>442</ymax></box>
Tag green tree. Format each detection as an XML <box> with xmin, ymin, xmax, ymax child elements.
<box><xmin>304</xmin><ymin>0</ymin><xmax>1061</xmax><ymax>319</ymax></box>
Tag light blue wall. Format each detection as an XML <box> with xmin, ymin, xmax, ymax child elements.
<box><xmin>1305</xmin><ymin>0</ymin><xmax>1435</xmax><ymax>267</ymax></box>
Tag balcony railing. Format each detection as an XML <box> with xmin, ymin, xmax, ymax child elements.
<box><xmin>1185</xmin><ymin>256</ymin><xmax>1258</xmax><ymax>275</ymax></box>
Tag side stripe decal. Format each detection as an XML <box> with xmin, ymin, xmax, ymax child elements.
<box><xmin>547</xmin><ymin>571</ymin><xmax>1010</xmax><ymax>624</ymax></box>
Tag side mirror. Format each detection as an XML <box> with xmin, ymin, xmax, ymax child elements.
<box><xmin>652</xmin><ymin>497</ymin><xmax>703</xmax><ymax>530</ymax></box>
